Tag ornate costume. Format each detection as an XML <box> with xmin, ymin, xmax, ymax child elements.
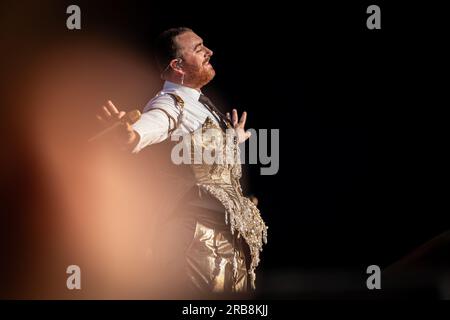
<box><xmin>132</xmin><ymin>81</ymin><xmax>267</xmax><ymax>295</ymax></box>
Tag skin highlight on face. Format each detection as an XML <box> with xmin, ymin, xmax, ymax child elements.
<box><xmin>169</xmin><ymin>31</ymin><xmax>215</xmax><ymax>90</ymax></box>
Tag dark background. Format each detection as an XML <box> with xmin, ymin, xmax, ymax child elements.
<box><xmin>0</xmin><ymin>0</ymin><xmax>447</xmax><ymax>298</ymax></box>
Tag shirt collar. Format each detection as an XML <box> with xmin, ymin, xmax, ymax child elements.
<box><xmin>162</xmin><ymin>81</ymin><xmax>202</xmax><ymax>101</ymax></box>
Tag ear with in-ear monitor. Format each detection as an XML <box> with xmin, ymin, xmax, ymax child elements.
<box><xmin>176</xmin><ymin>58</ymin><xmax>183</xmax><ymax>69</ymax></box>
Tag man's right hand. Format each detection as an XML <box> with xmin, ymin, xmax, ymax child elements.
<box><xmin>96</xmin><ymin>100</ymin><xmax>138</xmax><ymax>147</ymax></box>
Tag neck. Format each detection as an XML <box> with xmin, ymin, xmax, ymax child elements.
<box><xmin>163</xmin><ymin>74</ymin><xmax>203</xmax><ymax>92</ymax></box>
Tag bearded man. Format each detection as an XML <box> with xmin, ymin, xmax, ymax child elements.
<box><xmin>97</xmin><ymin>27</ymin><xmax>267</xmax><ymax>297</ymax></box>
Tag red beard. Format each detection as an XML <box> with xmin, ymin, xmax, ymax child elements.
<box><xmin>186</xmin><ymin>64</ymin><xmax>216</xmax><ymax>88</ymax></box>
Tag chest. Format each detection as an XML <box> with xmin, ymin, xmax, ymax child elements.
<box><xmin>181</xmin><ymin>99</ymin><xmax>220</xmax><ymax>131</ymax></box>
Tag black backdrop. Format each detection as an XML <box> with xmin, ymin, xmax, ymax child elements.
<box><xmin>0</xmin><ymin>0</ymin><xmax>447</xmax><ymax>298</ymax></box>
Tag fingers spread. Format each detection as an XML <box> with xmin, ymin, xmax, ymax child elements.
<box><xmin>232</xmin><ymin>109</ymin><xmax>238</xmax><ymax>126</ymax></box>
<box><xmin>118</xmin><ymin>111</ymin><xmax>126</xmax><ymax>119</ymax></box>
<box><xmin>106</xmin><ymin>100</ymin><xmax>119</xmax><ymax>115</ymax></box>
<box><xmin>102</xmin><ymin>105</ymin><xmax>112</xmax><ymax>117</ymax></box>
<box><xmin>239</xmin><ymin>111</ymin><xmax>247</xmax><ymax>127</ymax></box>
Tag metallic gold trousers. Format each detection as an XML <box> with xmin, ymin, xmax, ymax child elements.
<box><xmin>152</xmin><ymin>193</ymin><xmax>250</xmax><ymax>298</ymax></box>
<box><xmin>186</xmin><ymin>219</ymin><xmax>248</xmax><ymax>293</ymax></box>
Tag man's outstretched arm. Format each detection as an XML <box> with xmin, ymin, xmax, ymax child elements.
<box><xmin>96</xmin><ymin>99</ymin><xmax>176</xmax><ymax>153</ymax></box>
<box><xmin>96</xmin><ymin>100</ymin><xmax>140</xmax><ymax>152</ymax></box>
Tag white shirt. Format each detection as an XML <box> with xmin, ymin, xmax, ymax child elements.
<box><xmin>132</xmin><ymin>81</ymin><xmax>220</xmax><ymax>153</ymax></box>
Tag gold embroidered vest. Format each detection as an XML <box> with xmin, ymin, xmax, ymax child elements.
<box><xmin>154</xmin><ymin>93</ymin><xmax>268</xmax><ymax>289</ymax></box>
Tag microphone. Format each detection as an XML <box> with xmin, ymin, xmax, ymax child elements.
<box><xmin>88</xmin><ymin>109</ymin><xmax>141</xmax><ymax>142</ymax></box>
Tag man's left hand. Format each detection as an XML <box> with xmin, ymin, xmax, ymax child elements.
<box><xmin>226</xmin><ymin>109</ymin><xmax>252</xmax><ymax>143</ymax></box>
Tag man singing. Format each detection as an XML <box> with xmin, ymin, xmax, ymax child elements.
<box><xmin>97</xmin><ymin>27</ymin><xmax>267</xmax><ymax>297</ymax></box>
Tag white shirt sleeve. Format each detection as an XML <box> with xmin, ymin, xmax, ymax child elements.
<box><xmin>131</xmin><ymin>94</ymin><xmax>180</xmax><ymax>153</ymax></box>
